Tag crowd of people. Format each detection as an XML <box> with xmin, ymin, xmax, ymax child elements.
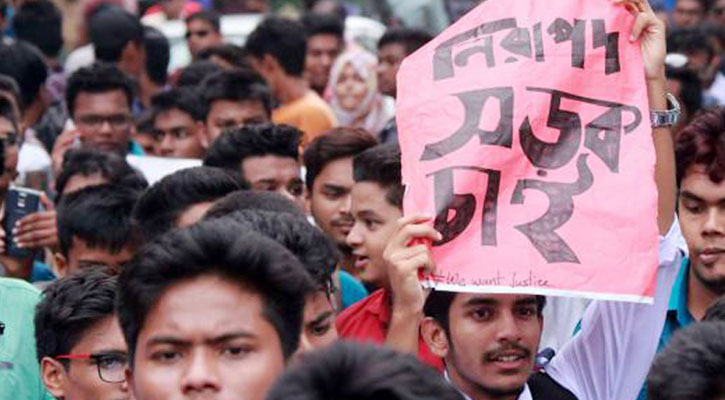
<box><xmin>0</xmin><ymin>0</ymin><xmax>724</xmax><ymax>399</ymax></box>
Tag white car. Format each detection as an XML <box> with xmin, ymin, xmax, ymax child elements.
<box><xmin>144</xmin><ymin>14</ymin><xmax>386</xmax><ymax>72</ymax></box>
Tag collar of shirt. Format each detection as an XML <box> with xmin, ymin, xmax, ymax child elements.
<box><xmin>443</xmin><ymin>368</ymin><xmax>532</xmax><ymax>400</ymax></box>
<box><xmin>365</xmin><ymin>288</ymin><xmax>391</xmax><ymax>326</ymax></box>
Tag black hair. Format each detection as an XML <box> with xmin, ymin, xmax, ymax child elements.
<box><xmin>66</xmin><ymin>63</ymin><xmax>135</xmax><ymax>117</ymax></box>
<box><xmin>199</xmin><ymin>69</ymin><xmax>272</xmax><ymax>118</ymax></box>
<box><xmin>117</xmin><ymin>219</ymin><xmax>316</xmax><ymax>363</ymax></box>
<box><xmin>90</xmin><ymin>7</ymin><xmax>144</xmax><ymax>63</ymax></box>
<box><xmin>352</xmin><ymin>143</ymin><xmax>403</xmax><ymax>208</ymax></box>
<box><xmin>34</xmin><ymin>266</ymin><xmax>119</xmax><ymax>364</ymax></box>
<box><xmin>204</xmin><ymin>190</ymin><xmax>306</xmax><ymax>219</ymax></box>
<box><xmin>378</xmin><ymin>28</ymin><xmax>433</xmax><ymax>55</ymax></box>
<box><xmin>198</xmin><ymin>43</ymin><xmax>249</xmax><ymax>69</ymax></box>
<box><xmin>667</xmin><ymin>28</ymin><xmax>715</xmax><ymax>61</ymax></box>
<box><xmin>245</xmin><ymin>16</ymin><xmax>308</xmax><ymax>77</ymax></box>
<box><xmin>0</xmin><ymin>41</ymin><xmax>48</xmax><ymax>110</ymax></box>
<box><xmin>150</xmin><ymin>88</ymin><xmax>205</xmax><ymax>123</ymax></box>
<box><xmin>704</xmin><ymin>296</ymin><xmax>725</xmax><ymax>322</ymax></box>
<box><xmin>0</xmin><ymin>74</ymin><xmax>22</xmax><ymax>111</ymax></box>
<box><xmin>301</xmin><ymin>12</ymin><xmax>344</xmax><ymax>39</ymax></box>
<box><xmin>186</xmin><ymin>10</ymin><xmax>221</xmax><ymax>32</ymax></box>
<box><xmin>267</xmin><ymin>341</ymin><xmax>464</xmax><ymax>400</ymax></box>
<box><xmin>56</xmin><ymin>148</ymin><xmax>148</xmax><ymax>200</ymax></box>
<box><xmin>12</xmin><ymin>0</ymin><xmax>63</xmax><ymax>59</ymax></box>
<box><xmin>132</xmin><ymin>166</ymin><xmax>247</xmax><ymax>240</ymax></box>
<box><xmin>175</xmin><ymin>60</ymin><xmax>223</xmax><ymax>88</ymax></box>
<box><xmin>57</xmin><ymin>184</ymin><xmax>141</xmax><ymax>258</ymax></box>
<box><xmin>665</xmin><ymin>65</ymin><xmax>702</xmax><ymax>122</ymax></box>
<box><xmin>144</xmin><ymin>26</ymin><xmax>170</xmax><ymax>86</ymax></box>
<box><xmin>423</xmin><ymin>291</ymin><xmax>546</xmax><ymax>335</ymax></box>
<box><xmin>303</xmin><ymin>127</ymin><xmax>378</xmax><ymax>191</ymax></box>
<box><xmin>203</xmin><ymin>123</ymin><xmax>300</xmax><ymax>175</ymax></box>
<box><xmin>211</xmin><ymin>210</ymin><xmax>339</xmax><ymax>295</ymax></box>
<box><xmin>647</xmin><ymin>321</ymin><xmax>725</xmax><ymax>400</ymax></box>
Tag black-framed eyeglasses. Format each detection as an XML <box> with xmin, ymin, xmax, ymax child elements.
<box><xmin>55</xmin><ymin>351</ymin><xmax>128</xmax><ymax>383</ymax></box>
<box><xmin>185</xmin><ymin>30</ymin><xmax>211</xmax><ymax>39</ymax></box>
<box><xmin>75</xmin><ymin>114</ymin><xmax>132</xmax><ymax>131</ymax></box>
<box><xmin>0</xmin><ymin>130</ymin><xmax>19</xmax><ymax>147</ymax></box>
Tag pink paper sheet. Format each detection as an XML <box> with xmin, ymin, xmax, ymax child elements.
<box><xmin>397</xmin><ymin>0</ymin><xmax>659</xmax><ymax>302</ymax></box>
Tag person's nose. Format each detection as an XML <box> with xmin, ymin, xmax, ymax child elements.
<box><xmin>159</xmin><ymin>133</ymin><xmax>174</xmax><ymax>155</ymax></box>
<box><xmin>346</xmin><ymin>221</ymin><xmax>363</xmax><ymax>248</ymax></box>
<box><xmin>703</xmin><ymin>207</ymin><xmax>725</xmax><ymax>237</ymax></box>
<box><xmin>180</xmin><ymin>349</ymin><xmax>221</xmax><ymax>395</ymax></box>
<box><xmin>495</xmin><ymin>311</ymin><xmax>523</xmax><ymax>343</ymax></box>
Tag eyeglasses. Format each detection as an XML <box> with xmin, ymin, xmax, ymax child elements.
<box><xmin>714</xmin><ymin>7</ymin><xmax>725</xmax><ymax>15</ymax></box>
<box><xmin>55</xmin><ymin>351</ymin><xmax>128</xmax><ymax>383</ymax></box>
<box><xmin>75</xmin><ymin>114</ymin><xmax>132</xmax><ymax>131</ymax></box>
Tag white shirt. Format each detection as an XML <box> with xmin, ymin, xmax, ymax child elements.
<box><xmin>450</xmin><ymin>220</ymin><xmax>684</xmax><ymax>400</ymax></box>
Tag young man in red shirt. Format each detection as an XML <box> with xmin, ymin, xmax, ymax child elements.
<box><xmin>336</xmin><ymin>143</ymin><xmax>443</xmax><ymax>369</ymax></box>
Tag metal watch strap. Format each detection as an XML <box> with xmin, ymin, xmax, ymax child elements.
<box><xmin>650</xmin><ymin>93</ymin><xmax>681</xmax><ymax>128</ymax></box>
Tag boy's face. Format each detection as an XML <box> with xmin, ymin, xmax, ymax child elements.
<box><xmin>152</xmin><ymin>108</ymin><xmax>207</xmax><ymax>159</ymax></box>
<box><xmin>678</xmin><ymin>165</ymin><xmax>725</xmax><ymax>295</ymax></box>
<box><xmin>0</xmin><ymin>116</ymin><xmax>19</xmax><ymax>197</ymax></box>
<box><xmin>242</xmin><ymin>155</ymin><xmax>306</xmax><ymax>211</ymax></box>
<box><xmin>205</xmin><ymin>99</ymin><xmax>269</xmax><ymax>143</ymax></box>
<box><xmin>422</xmin><ymin>294</ymin><xmax>542</xmax><ymax>400</ymax></box>
<box><xmin>309</xmin><ymin>157</ymin><xmax>355</xmax><ymax>249</ymax></box>
<box><xmin>42</xmin><ymin>315</ymin><xmax>129</xmax><ymax>400</ymax></box>
<box><xmin>346</xmin><ymin>181</ymin><xmax>402</xmax><ymax>288</ymax></box>
<box><xmin>57</xmin><ymin>237</ymin><xmax>136</xmax><ymax>277</ymax></box>
<box><xmin>294</xmin><ymin>290</ymin><xmax>337</xmax><ymax>360</ymax></box>
<box><xmin>128</xmin><ymin>275</ymin><xmax>285</xmax><ymax>400</ymax></box>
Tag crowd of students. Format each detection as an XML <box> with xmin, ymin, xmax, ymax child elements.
<box><xmin>0</xmin><ymin>0</ymin><xmax>724</xmax><ymax>399</ymax></box>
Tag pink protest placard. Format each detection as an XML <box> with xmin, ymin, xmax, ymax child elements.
<box><xmin>397</xmin><ymin>0</ymin><xmax>659</xmax><ymax>302</ymax></box>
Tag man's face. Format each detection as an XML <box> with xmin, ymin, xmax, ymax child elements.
<box><xmin>0</xmin><ymin>117</ymin><xmax>19</xmax><ymax>197</ymax></box>
<box><xmin>309</xmin><ymin>157</ymin><xmax>355</xmax><ymax>249</ymax></box>
<box><xmin>205</xmin><ymin>100</ymin><xmax>269</xmax><ymax>143</ymax></box>
<box><xmin>673</xmin><ymin>0</ymin><xmax>704</xmax><ymax>27</ymax></box>
<box><xmin>305</xmin><ymin>34</ymin><xmax>343</xmax><ymax>92</ymax></box>
<box><xmin>345</xmin><ymin>182</ymin><xmax>402</xmax><ymax>287</ymax></box>
<box><xmin>129</xmin><ymin>275</ymin><xmax>286</xmax><ymax>400</ymax></box>
<box><xmin>427</xmin><ymin>294</ymin><xmax>542</xmax><ymax>400</ymax></box>
<box><xmin>377</xmin><ymin>43</ymin><xmax>407</xmax><ymax>98</ymax></box>
<box><xmin>47</xmin><ymin>315</ymin><xmax>129</xmax><ymax>400</ymax></box>
<box><xmin>294</xmin><ymin>290</ymin><xmax>337</xmax><ymax>360</ymax></box>
<box><xmin>73</xmin><ymin>90</ymin><xmax>133</xmax><ymax>155</ymax></box>
<box><xmin>242</xmin><ymin>155</ymin><xmax>305</xmax><ymax>210</ymax></box>
<box><xmin>59</xmin><ymin>237</ymin><xmax>135</xmax><ymax>277</ymax></box>
<box><xmin>711</xmin><ymin>0</ymin><xmax>725</xmax><ymax>25</ymax></box>
<box><xmin>153</xmin><ymin>108</ymin><xmax>207</xmax><ymax>159</ymax></box>
<box><xmin>186</xmin><ymin>19</ymin><xmax>222</xmax><ymax>59</ymax></box>
<box><xmin>679</xmin><ymin>166</ymin><xmax>725</xmax><ymax>295</ymax></box>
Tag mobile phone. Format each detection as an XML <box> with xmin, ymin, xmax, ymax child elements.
<box><xmin>2</xmin><ymin>187</ymin><xmax>42</xmax><ymax>258</ymax></box>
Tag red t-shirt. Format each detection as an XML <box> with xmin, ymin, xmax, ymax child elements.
<box><xmin>336</xmin><ymin>288</ymin><xmax>444</xmax><ymax>371</ymax></box>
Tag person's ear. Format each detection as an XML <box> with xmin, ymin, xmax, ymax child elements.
<box><xmin>41</xmin><ymin>357</ymin><xmax>67</xmax><ymax>398</ymax></box>
<box><xmin>54</xmin><ymin>252</ymin><xmax>68</xmax><ymax>278</ymax></box>
<box><xmin>421</xmin><ymin>316</ymin><xmax>451</xmax><ymax>358</ymax></box>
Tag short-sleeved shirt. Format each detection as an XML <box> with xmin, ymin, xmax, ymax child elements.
<box><xmin>0</xmin><ymin>278</ymin><xmax>54</xmax><ymax>400</ymax></box>
<box><xmin>336</xmin><ymin>288</ymin><xmax>444</xmax><ymax>370</ymax></box>
<box><xmin>272</xmin><ymin>91</ymin><xmax>338</xmax><ymax>147</ymax></box>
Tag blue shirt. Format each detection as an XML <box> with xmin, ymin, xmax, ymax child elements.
<box><xmin>339</xmin><ymin>270</ymin><xmax>368</xmax><ymax>309</ymax></box>
<box><xmin>637</xmin><ymin>257</ymin><xmax>693</xmax><ymax>400</ymax></box>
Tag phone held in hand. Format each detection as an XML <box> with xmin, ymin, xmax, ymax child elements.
<box><xmin>2</xmin><ymin>187</ymin><xmax>42</xmax><ymax>258</ymax></box>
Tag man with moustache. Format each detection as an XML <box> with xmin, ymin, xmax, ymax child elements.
<box><xmin>303</xmin><ymin>128</ymin><xmax>377</xmax><ymax>308</ymax></box>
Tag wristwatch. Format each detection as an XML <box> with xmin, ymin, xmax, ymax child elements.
<box><xmin>650</xmin><ymin>93</ymin><xmax>681</xmax><ymax>128</ymax></box>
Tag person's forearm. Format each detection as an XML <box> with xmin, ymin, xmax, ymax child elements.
<box><xmin>647</xmin><ymin>74</ymin><xmax>676</xmax><ymax>235</ymax></box>
<box><xmin>385</xmin><ymin>305</ymin><xmax>423</xmax><ymax>355</ymax></box>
